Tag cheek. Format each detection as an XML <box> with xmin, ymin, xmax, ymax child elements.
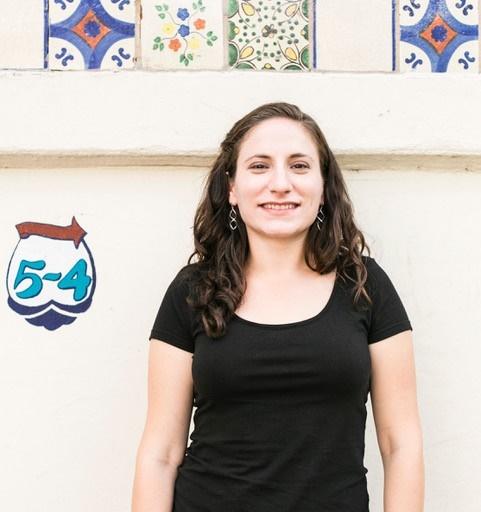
<box><xmin>297</xmin><ymin>178</ymin><xmax>323</xmax><ymax>200</ymax></box>
<box><xmin>236</xmin><ymin>181</ymin><xmax>264</xmax><ymax>206</ymax></box>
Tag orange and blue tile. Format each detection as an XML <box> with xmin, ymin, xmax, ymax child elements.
<box><xmin>400</xmin><ymin>0</ymin><xmax>479</xmax><ymax>72</ymax></box>
<box><xmin>47</xmin><ymin>0</ymin><xmax>135</xmax><ymax>70</ymax></box>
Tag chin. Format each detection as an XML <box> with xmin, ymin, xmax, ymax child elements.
<box><xmin>257</xmin><ymin>227</ymin><xmax>306</xmax><ymax>238</ymax></box>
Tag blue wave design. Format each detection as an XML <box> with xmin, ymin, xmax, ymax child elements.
<box><xmin>26</xmin><ymin>309</ymin><xmax>77</xmax><ymax>331</ymax></box>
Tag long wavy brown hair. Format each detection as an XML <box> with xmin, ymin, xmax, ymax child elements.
<box><xmin>184</xmin><ymin>102</ymin><xmax>372</xmax><ymax>338</ymax></box>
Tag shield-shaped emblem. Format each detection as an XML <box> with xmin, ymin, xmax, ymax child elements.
<box><xmin>7</xmin><ymin>216</ymin><xmax>96</xmax><ymax>330</ymax></box>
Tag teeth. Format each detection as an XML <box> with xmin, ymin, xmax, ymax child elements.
<box><xmin>262</xmin><ymin>203</ymin><xmax>297</xmax><ymax>210</ymax></box>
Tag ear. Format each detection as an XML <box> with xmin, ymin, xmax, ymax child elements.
<box><xmin>228</xmin><ymin>180</ymin><xmax>237</xmax><ymax>205</ymax></box>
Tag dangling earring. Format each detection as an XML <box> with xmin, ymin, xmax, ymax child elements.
<box><xmin>316</xmin><ymin>205</ymin><xmax>325</xmax><ymax>231</ymax></box>
<box><xmin>228</xmin><ymin>204</ymin><xmax>238</xmax><ymax>231</ymax></box>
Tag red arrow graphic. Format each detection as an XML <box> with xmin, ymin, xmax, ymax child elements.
<box><xmin>15</xmin><ymin>216</ymin><xmax>87</xmax><ymax>249</ymax></box>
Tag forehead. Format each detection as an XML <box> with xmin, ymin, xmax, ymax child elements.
<box><xmin>239</xmin><ymin>118</ymin><xmax>318</xmax><ymax>159</ymax></box>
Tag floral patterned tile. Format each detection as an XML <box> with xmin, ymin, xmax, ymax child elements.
<box><xmin>314</xmin><ymin>0</ymin><xmax>395</xmax><ymax>72</ymax></box>
<box><xmin>227</xmin><ymin>0</ymin><xmax>310</xmax><ymax>71</ymax></box>
<box><xmin>141</xmin><ymin>0</ymin><xmax>223</xmax><ymax>69</ymax></box>
<box><xmin>0</xmin><ymin>1</ymin><xmax>45</xmax><ymax>69</ymax></box>
<box><xmin>400</xmin><ymin>0</ymin><xmax>479</xmax><ymax>72</ymax></box>
<box><xmin>48</xmin><ymin>0</ymin><xmax>136</xmax><ymax>70</ymax></box>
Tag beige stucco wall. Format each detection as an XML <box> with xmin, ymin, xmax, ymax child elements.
<box><xmin>1</xmin><ymin>71</ymin><xmax>480</xmax><ymax>154</ymax></box>
<box><xmin>2</xmin><ymin>70</ymin><xmax>481</xmax><ymax>512</ymax></box>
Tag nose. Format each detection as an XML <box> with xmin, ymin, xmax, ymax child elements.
<box><xmin>268</xmin><ymin>166</ymin><xmax>293</xmax><ymax>192</ymax></box>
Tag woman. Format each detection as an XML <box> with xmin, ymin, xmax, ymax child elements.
<box><xmin>132</xmin><ymin>102</ymin><xmax>424</xmax><ymax>511</ymax></box>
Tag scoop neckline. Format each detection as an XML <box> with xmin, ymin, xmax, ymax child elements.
<box><xmin>232</xmin><ymin>272</ymin><xmax>340</xmax><ymax>329</ymax></box>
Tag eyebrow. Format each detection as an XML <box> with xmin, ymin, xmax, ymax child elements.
<box><xmin>244</xmin><ymin>153</ymin><xmax>314</xmax><ymax>163</ymax></box>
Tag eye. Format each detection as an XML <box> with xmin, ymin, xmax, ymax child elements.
<box><xmin>249</xmin><ymin>163</ymin><xmax>310</xmax><ymax>170</ymax></box>
<box><xmin>293</xmin><ymin>163</ymin><xmax>309</xmax><ymax>170</ymax></box>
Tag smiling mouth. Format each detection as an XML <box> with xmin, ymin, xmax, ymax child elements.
<box><xmin>259</xmin><ymin>204</ymin><xmax>300</xmax><ymax>210</ymax></box>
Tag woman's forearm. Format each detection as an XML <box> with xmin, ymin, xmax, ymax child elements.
<box><xmin>382</xmin><ymin>444</ymin><xmax>425</xmax><ymax>512</ymax></box>
<box><xmin>131</xmin><ymin>455</ymin><xmax>179</xmax><ymax>512</ymax></box>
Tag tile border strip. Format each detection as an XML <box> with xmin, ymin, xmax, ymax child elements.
<box><xmin>17</xmin><ymin>0</ymin><xmax>481</xmax><ymax>72</ymax></box>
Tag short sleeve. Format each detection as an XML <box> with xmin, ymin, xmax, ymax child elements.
<box><xmin>148</xmin><ymin>267</ymin><xmax>195</xmax><ymax>353</ymax></box>
<box><xmin>365</xmin><ymin>257</ymin><xmax>413</xmax><ymax>344</ymax></box>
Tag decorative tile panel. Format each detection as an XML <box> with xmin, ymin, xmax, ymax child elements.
<box><xmin>0</xmin><ymin>1</ymin><xmax>45</xmax><ymax>69</ymax></box>
<box><xmin>141</xmin><ymin>0</ymin><xmax>224</xmax><ymax>69</ymax></box>
<box><xmin>314</xmin><ymin>0</ymin><xmax>395</xmax><ymax>72</ymax></box>
<box><xmin>400</xmin><ymin>0</ymin><xmax>479</xmax><ymax>72</ymax></box>
<box><xmin>48</xmin><ymin>0</ymin><xmax>136</xmax><ymax>70</ymax></box>
<box><xmin>227</xmin><ymin>0</ymin><xmax>309</xmax><ymax>71</ymax></box>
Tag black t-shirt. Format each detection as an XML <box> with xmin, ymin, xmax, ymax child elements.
<box><xmin>149</xmin><ymin>255</ymin><xmax>413</xmax><ymax>512</ymax></box>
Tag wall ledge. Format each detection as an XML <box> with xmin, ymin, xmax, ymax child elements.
<box><xmin>1</xmin><ymin>151</ymin><xmax>480</xmax><ymax>171</ymax></box>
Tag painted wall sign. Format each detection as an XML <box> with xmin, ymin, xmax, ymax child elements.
<box><xmin>6</xmin><ymin>216</ymin><xmax>96</xmax><ymax>331</ymax></box>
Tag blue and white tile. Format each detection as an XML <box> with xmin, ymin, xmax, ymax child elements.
<box><xmin>314</xmin><ymin>0</ymin><xmax>395</xmax><ymax>72</ymax></box>
<box><xmin>400</xmin><ymin>0</ymin><xmax>479</xmax><ymax>72</ymax></box>
<box><xmin>48</xmin><ymin>0</ymin><xmax>136</xmax><ymax>70</ymax></box>
<box><xmin>0</xmin><ymin>1</ymin><xmax>45</xmax><ymax>69</ymax></box>
<box><xmin>141</xmin><ymin>0</ymin><xmax>224</xmax><ymax>70</ymax></box>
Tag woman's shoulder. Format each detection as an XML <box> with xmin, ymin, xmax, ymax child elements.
<box><xmin>361</xmin><ymin>254</ymin><xmax>382</xmax><ymax>277</ymax></box>
<box><xmin>361</xmin><ymin>254</ymin><xmax>375</xmax><ymax>267</ymax></box>
<box><xmin>359</xmin><ymin>254</ymin><xmax>401</xmax><ymax>295</ymax></box>
<box><xmin>172</xmin><ymin>262</ymin><xmax>200</xmax><ymax>286</ymax></box>
<box><xmin>342</xmin><ymin>254</ymin><xmax>377</xmax><ymax>279</ymax></box>
<box><xmin>169</xmin><ymin>263</ymin><xmax>203</xmax><ymax>310</ymax></box>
